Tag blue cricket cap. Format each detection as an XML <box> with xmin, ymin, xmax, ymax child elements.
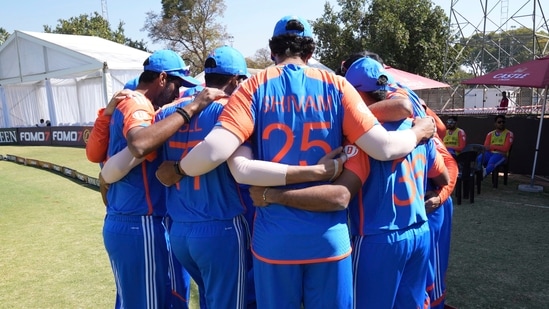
<box><xmin>272</xmin><ymin>15</ymin><xmax>313</xmax><ymax>38</ymax></box>
<box><xmin>204</xmin><ymin>46</ymin><xmax>249</xmax><ymax>78</ymax></box>
<box><xmin>124</xmin><ymin>77</ymin><xmax>139</xmax><ymax>90</ymax></box>
<box><xmin>345</xmin><ymin>57</ymin><xmax>395</xmax><ymax>92</ymax></box>
<box><xmin>143</xmin><ymin>49</ymin><xmax>201</xmax><ymax>87</ymax></box>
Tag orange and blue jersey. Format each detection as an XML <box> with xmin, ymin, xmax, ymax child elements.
<box><xmin>345</xmin><ymin>119</ymin><xmax>446</xmax><ymax>236</ymax></box>
<box><xmin>391</xmin><ymin>82</ymin><xmax>426</xmax><ymax>118</ymax></box>
<box><xmin>106</xmin><ymin>93</ymin><xmax>166</xmax><ymax>217</ymax></box>
<box><xmin>484</xmin><ymin>129</ymin><xmax>513</xmax><ymax>155</ymax></box>
<box><xmin>217</xmin><ymin>64</ymin><xmax>378</xmax><ymax>263</ymax></box>
<box><xmin>157</xmin><ymin>98</ymin><xmax>251</xmax><ymax>308</ymax></box>
<box><xmin>157</xmin><ymin>98</ymin><xmax>248</xmax><ymax>222</ymax></box>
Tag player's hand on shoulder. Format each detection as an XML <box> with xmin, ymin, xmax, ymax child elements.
<box><xmin>188</xmin><ymin>87</ymin><xmax>228</xmax><ymax>113</ymax></box>
<box><xmin>155</xmin><ymin>160</ymin><xmax>183</xmax><ymax>187</ymax></box>
<box><xmin>105</xmin><ymin>89</ymin><xmax>136</xmax><ymax>116</ymax></box>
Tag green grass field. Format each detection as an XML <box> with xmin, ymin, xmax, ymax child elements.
<box><xmin>1</xmin><ymin>146</ymin><xmax>548</xmax><ymax>308</ymax></box>
<box><xmin>0</xmin><ymin>146</ymin><xmax>110</xmax><ymax>308</ymax></box>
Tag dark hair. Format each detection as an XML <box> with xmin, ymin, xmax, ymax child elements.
<box><xmin>269</xmin><ymin>34</ymin><xmax>315</xmax><ymax>60</ymax></box>
<box><xmin>495</xmin><ymin>115</ymin><xmax>506</xmax><ymax>122</ymax></box>
<box><xmin>139</xmin><ymin>71</ymin><xmax>161</xmax><ymax>84</ymax></box>
<box><xmin>337</xmin><ymin>51</ymin><xmax>385</xmax><ymax>76</ymax></box>
<box><xmin>204</xmin><ymin>73</ymin><xmax>235</xmax><ymax>87</ymax></box>
<box><xmin>365</xmin><ymin>72</ymin><xmax>390</xmax><ymax>101</ymax></box>
<box><xmin>448</xmin><ymin>116</ymin><xmax>458</xmax><ymax>122</ymax></box>
<box><xmin>502</xmin><ymin>91</ymin><xmax>507</xmax><ymax>96</ymax></box>
<box><xmin>368</xmin><ymin>90</ymin><xmax>388</xmax><ymax>101</ymax></box>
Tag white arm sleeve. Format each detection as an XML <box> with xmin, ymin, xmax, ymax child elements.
<box><xmin>100</xmin><ymin>147</ymin><xmax>145</xmax><ymax>183</ymax></box>
<box><xmin>179</xmin><ymin>126</ymin><xmax>242</xmax><ymax>176</ymax></box>
<box><xmin>355</xmin><ymin>125</ymin><xmax>418</xmax><ymax>161</ymax></box>
<box><xmin>228</xmin><ymin>145</ymin><xmax>288</xmax><ymax>186</ymax></box>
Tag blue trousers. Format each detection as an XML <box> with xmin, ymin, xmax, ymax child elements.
<box><xmin>352</xmin><ymin>221</ymin><xmax>431</xmax><ymax>309</ymax></box>
<box><xmin>103</xmin><ymin>214</ymin><xmax>169</xmax><ymax>309</ymax></box>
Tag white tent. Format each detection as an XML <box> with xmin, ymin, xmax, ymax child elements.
<box><xmin>0</xmin><ymin>31</ymin><xmax>151</xmax><ymax>128</ymax></box>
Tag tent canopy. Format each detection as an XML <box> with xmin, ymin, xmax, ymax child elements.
<box><xmin>0</xmin><ymin>31</ymin><xmax>151</xmax><ymax>127</ymax></box>
<box><xmin>461</xmin><ymin>55</ymin><xmax>549</xmax><ymax>88</ymax></box>
<box><xmin>385</xmin><ymin>66</ymin><xmax>450</xmax><ymax>90</ymax></box>
<box><xmin>461</xmin><ymin>55</ymin><xmax>549</xmax><ymax>186</ymax></box>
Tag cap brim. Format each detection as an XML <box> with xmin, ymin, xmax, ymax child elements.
<box><xmin>169</xmin><ymin>73</ymin><xmax>202</xmax><ymax>87</ymax></box>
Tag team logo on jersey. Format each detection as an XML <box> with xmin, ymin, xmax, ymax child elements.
<box><xmin>132</xmin><ymin>110</ymin><xmax>151</xmax><ymax>121</ymax></box>
<box><xmin>344</xmin><ymin>144</ymin><xmax>359</xmax><ymax>158</ymax></box>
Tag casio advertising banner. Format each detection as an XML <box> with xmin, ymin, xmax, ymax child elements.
<box><xmin>0</xmin><ymin>127</ymin><xmax>92</xmax><ymax>147</ymax></box>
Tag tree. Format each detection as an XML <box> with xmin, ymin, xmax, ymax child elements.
<box><xmin>313</xmin><ymin>0</ymin><xmax>455</xmax><ymax>79</ymax></box>
<box><xmin>43</xmin><ymin>12</ymin><xmax>148</xmax><ymax>52</ymax></box>
<box><xmin>312</xmin><ymin>1</ymin><xmax>369</xmax><ymax>72</ymax></box>
<box><xmin>0</xmin><ymin>27</ymin><xmax>9</xmax><ymax>46</ymax></box>
<box><xmin>246</xmin><ymin>47</ymin><xmax>273</xmax><ymax>69</ymax></box>
<box><xmin>143</xmin><ymin>0</ymin><xmax>228</xmax><ymax>75</ymax></box>
<box><xmin>364</xmin><ymin>0</ymin><xmax>452</xmax><ymax>79</ymax></box>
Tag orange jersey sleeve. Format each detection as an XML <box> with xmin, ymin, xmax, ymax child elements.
<box><xmin>120</xmin><ymin>96</ymin><xmax>155</xmax><ymax>138</ymax></box>
<box><xmin>484</xmin><ymin>132</ymin><xmax>491</xmax><ymax>148</ymax></box>
<box><xmin>426</xmin><ymin>107</ymin><xmax>447</xmax><ymax>139</ymax></box>
<box><xmin>342</xmin><ymin>143</ymin><xmax>370</xmax><ymax>184</ymax></box>
<box><xmin>432</xmin><ymin>137</ymin><xmax>458</xmax><ymax>203</ymax></box>
<box><xmin>85</xmin><ymin>108</ymin><xmax>110</xmax><ymax>163</ymax></box>
<box><xmin>118</xmin><ymin>95</ymin><xmax>157</xmax><ymax>162</ymax></box>
<box><xmin>456</xmin><ymin>129</ymin><xmax>467</xmax><ymax>153</ymax></box>
<box><xmin>340</xmin><ymin>80</ymin><xmax>378</xmax><ymax>143</ymax></box>
<box><xmin>427</xmin><ymin>147</ymin><xmax>447</xmax><ymax>179</ymax></box>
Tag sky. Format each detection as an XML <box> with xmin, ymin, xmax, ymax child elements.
<box><xmin>0</xmin><ymin>0</ymin><xmax>537</xmax><ymax>58</ymax></box>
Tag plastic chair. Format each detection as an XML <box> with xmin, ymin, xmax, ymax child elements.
<box><xmin>454</xmin><ymin>149</ymin><xmax>481</xmax><ymax>205</ymax></box>
<box><xmin>461</xmin><ymin>144</ymin><xmax>485</xmax><ymax>194</ymax></box>
<box><xmin>492</xmin><ymin>145</ymin><xmax>512</xmax><ymax>188</ymax></box>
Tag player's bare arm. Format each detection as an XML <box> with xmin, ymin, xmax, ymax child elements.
<box><xmin>127</xmin><ymin>87</ymin><xmax>227</xmax><ymax>159</ymax></box>
<box><xmin>368</xmin><ymin>98</ymin><xmax>412</xmax><ymax>122</ymax></box>
<box><xmin>249</xmin><ymin>169</ymin><xmax>362</xmax><ymax>212</ymax></box>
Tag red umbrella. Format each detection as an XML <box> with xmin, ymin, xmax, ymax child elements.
<box><xmin>384</xmin><ymin>65</ymin><xmax>450</xmax><ymax>90</ymax></box>
<box><xmin>461</xmin><ymin>55</ymin><xmax>549</xmax><ymax>188</ymax></box>
<box><xmin>461</xmin><ymin>55</ymin><xmax>549</xmax><ymax>88</ymax></box>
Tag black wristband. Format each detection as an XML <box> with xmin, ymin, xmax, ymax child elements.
<box><xmin>175</xmin><ymin>107</ymin><xmax>191</xmax><ymax>123</ymax></box>
<box><xmin>173</xmin><ymin>161</ymin><xmax>184</xmax><ymax>176</ymax></box>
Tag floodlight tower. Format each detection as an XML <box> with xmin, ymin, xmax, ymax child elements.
<box><xmin>440</xmin><ymin>0</ymin><xmax>549</xmax><ymax>112</ymax></box>
<box><xmin>101</xmin><ymin>0</ymin><xmax>109</xmax><ymax>22</ymax></box>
